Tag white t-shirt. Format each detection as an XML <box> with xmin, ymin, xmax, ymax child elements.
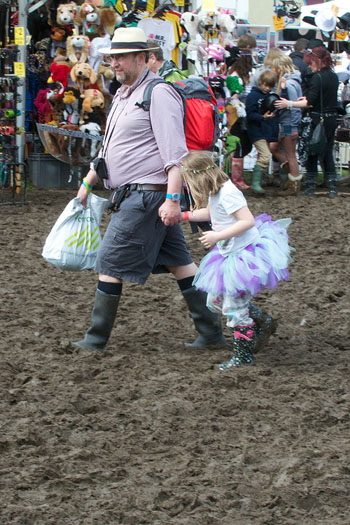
<box><xmin>138</xmin><ymin>18</ymin><xmax>175</xmax><ymax>61</ymax></box>
<box><xmin>209</xmin><ymin>180</ymin><xmax>259</xmax><ymax>256</ymax></box>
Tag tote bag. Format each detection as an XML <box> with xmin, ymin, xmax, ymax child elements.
<box><xmin>42</xmin><ymin>193</ymin><xmax>107</xmax><ymax>271</ymax></box>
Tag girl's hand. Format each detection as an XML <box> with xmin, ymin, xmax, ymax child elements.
<box><xmin>263</xmin><ymin>110</ymin><xmax>274</xmax><ymax>119</ymax></box>
<box><xmin>274</xmin><ymin>98</ymin><xmax>288</xmax><ymax>110</ymax></box>
<box><xmin>199</xmin><ymin>230</ymin><xmax>220</xmax><ymax>249</ymax></box>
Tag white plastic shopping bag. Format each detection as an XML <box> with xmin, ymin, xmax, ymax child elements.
<box><xmin>42</xmin><ymin>193</ymin><xmax>108</xmax><ymax>271</ymax></box>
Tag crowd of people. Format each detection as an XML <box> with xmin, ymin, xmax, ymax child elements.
<box><xmin>142</xmin><ymin>33</ymin><xmax>350</xmax><ymax>199</ymax></box>
<box><xmin>222</xmin><ymin>37</ymin><xmax>349</xmax><ymax>199</ymax></box>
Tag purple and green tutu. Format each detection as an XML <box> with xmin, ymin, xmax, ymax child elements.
<box><xmin>193</xmin><ymin>214</ymin><xmax>293</xmax><ymax>297</ymax></box>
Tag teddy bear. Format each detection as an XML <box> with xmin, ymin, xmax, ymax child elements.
<box><xmin>66</xmin><ymin>34</ymin><xmax>90</xmax><ymax>64</ymax></box>
<box><xmin>96</xmin><ymin>61</ymin><xmax>114</xmax><ymax>93</ymax></box>
<box><xmin>77</xmin><ymin>3</ymin><xmax>118</xmax><ymax>39</ymax></box>
<box><xmin>70</xmin><ymin>62</ymin><xmax>97</xmax><ymax>93</ymax></box>
<box><xmin>80</xmin><ymin>88</ymin><xmax>104</xmax><ymax>124</ymax></box>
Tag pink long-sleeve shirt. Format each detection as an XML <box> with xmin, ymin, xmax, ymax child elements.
<box><xmin>102</xmin><ymin>68</ymin><xmax>188</xmax><ymax>189</ymax></box>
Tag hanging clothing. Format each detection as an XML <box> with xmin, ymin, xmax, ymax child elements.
<box><xmin>138</xmin><ymin>17</ymin><xmax>175</xmax><ymax>61</ymax></box>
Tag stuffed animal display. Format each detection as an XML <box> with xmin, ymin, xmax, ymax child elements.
<box><xmin>66</xmin><ymin>34</ymin><xmax>90</xmax><ymax>64</ymax></box>
<box><xmin>70</xmin><ymin>62</ymin><xmax>97</xmax><ymax>93</ymax></box>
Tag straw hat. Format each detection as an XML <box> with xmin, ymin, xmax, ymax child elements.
<box><xmin>98</xmin><ymin>27</ymin><xmax>159</xmax><ymax>55</ymax></box>
<box><xmin>314</xmin><ymin>10</ymin><xmax>337</xmax><ymax>33</ymax></box>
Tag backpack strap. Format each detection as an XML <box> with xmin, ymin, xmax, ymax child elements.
<box><xmin>136</xmin><ymin>76</ymin><xmax>186</xmax><ymax>129</ymax></box>
<box><xmin>135</xmin><ymin>78</ymin><xmax>168</xmax><ymax>112</ymax></box>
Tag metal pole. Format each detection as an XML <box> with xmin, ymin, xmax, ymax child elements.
<box><xmin>16</xmin><ymin>0</ymin><xmax>27</xmax><ymax>164</ymax></box>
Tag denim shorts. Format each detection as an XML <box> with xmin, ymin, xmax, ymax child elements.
<box><xmin>279</xmin><ymin>124</ymin><xmax>299</xmax><ymax>137</ymax></box>
<box><xmin>95</xmin><ymin>189</ymin><xmax>193</xmax><ymax>284</ymax></box>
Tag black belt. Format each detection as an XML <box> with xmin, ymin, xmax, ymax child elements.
<box><xmin>129</xmin><ymin>183</ymin><xmax>167</xmax><ymax>192</ymax></box>
<box><xmin>108</xmin><ymin>183</ymin><xmax>167</xmax><ymax>212</ymax></box>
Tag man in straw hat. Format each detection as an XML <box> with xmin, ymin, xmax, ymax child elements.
<box><xmin>72</xmin><ymin>27</ymin><xmax>227</xmax><ymax>353</ymax></box>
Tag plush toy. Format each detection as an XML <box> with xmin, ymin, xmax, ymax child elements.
<box><xmin>62</xmin><ymin>87</ymin><xmax>81</xmax><ymax>125</ymax></box>
<box><xmin>34</xmin><ymin>88</ymin><xmax>54</xmax><ymax>123</ymax></box>
<box><xmin>56</xmin><ymin>2</ymin><xmax>78</xmax><ymax>28</ymax></box>
<box><xmin>78</xmin><ymin>3</ymin><xmax>118</xmax><ymax>39</ymax></box>
<box><xmin>48</xmin><ymin>62</ymin><xmax>72</xmax><ymax>92</ymax></box>
<box><xmin>199</xmin><ymin>10</ymin><xmax>219</xmax><ymax>33</ymax></box>
<box><xmin>80</xmin><ymin>88</ymin><xmax>104</xmax><ymax>124</ymax></box>
<box><xmin>217</xmin><ymin>12</ymin><xmax>236</xmax><ymax>44</ymax></box>
<box><xmin>79</xmin><ymin>107</ymin><xmax>105</xmax><ymax>128</ymax></box>
<box><xmin>70</xmin><ymin>62</ymin><xmax>97</xmax><ymax>92</ymax></box>
<box><xmin>49</xmin><ymin>2</ymin><xmax>79</xmax><ymax>52</ymax></box>
<box><xmin>66</xmin><ymin>34</ymin><xmax>90</xmax><ymax>64</ymax></box>
<box><xmin>96</xmin><ymin>61</ymin><xmax>114</xmax><ymax>93</ymax></box>
<box><xmin>79</xmin><ymin>121</ymin><xmax>102</xmax><ymax>158</ymax></box>
<box><xmin>226</xmin><ymin>75</ymin><xmax>244</xmax><ymax>95</ymax></box>
<box><xmin>88</xmin><ymin>34</ymin><xmax>111</xmax><ymax>72</ymax></box>
<box><xmin>180</xmin><ymin>12</ymin><xmax>202</xmax><ymax>41</ymax></box>
<box><xmin>46</xmin><ymin>86</ymin><xmax>65</xmax><ymax>124</ymax></box>
<box><xmin>56</xmin><ymin>123</ymin><xmax>81</xmax><ymax>164</ymax></box>
<box><xmin>206</xmin><ymin>43</ymin><xmax>226</xmax><ymax>63</ymax></box>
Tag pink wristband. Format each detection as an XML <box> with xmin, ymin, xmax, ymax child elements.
<box><xmin>183</xmin><ymin>211</ymin><xmax>189</xmax><ymax>221</ymax></box>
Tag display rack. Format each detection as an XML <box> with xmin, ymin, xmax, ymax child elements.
<box><xmin>0</xmin><ymin>0</ymin><xmax>27</xmax><ymax>206</ymax></box>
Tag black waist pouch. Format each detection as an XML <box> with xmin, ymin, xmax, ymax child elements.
<box><xmin>107</xmin><ymin>185</ymin><xmax>131</xmax><ymax>212</ymax></box>
<box><xmin>93</xmin><ymin>157</ymin><xmax>109</xmax><ymax>180</ymax></box>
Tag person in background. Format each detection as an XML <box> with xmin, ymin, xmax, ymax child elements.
<box><xmin>289</xmin><ymin>38</ymin><xmax>309</xmax><ymax>77</ymax></box>
<box><xmin>271</xmin><ymin>54</ymin><xmax>303</xmax><ymax>195</ymax></box>
<box><xmin>275</xmin><ymin>47</ymin><xmax>339</xmax><ymax>198</ymax></box>
<box><xmin>147</xmin><ymin>40</ymin><xmax>187</xmax><ymax>81</ymax></box>
<box><xmin>180</xmin><ymin>151</ymin><xmax>292</xmax><ymax>370</ymax></box>
<box><xmin>250</xmin><ymin>47</ymin><xmax>285</xmax><ymax>88</ymax></box>
<box><xmin>227</xmin><ymin>34</ymin><xmax>257</xmax><ymax>103</ymax></box>
<box><xmin>246</xmin><ymin>70</ymin><xmax>282</xmax><ymax>194</ymax></box>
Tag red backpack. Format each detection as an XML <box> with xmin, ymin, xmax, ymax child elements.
<box><xmin>137</xmin><ymin>77</ymin><xmax>220</xmax><ymax>151</ymax></box>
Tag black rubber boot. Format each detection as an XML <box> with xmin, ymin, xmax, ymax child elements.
<box><xmin>326</xmin><ymin>173</ymin><xmax>338</xmax><ymax>199</ymax></box>
<box><xmin>73</xmin><ymin>290</ymin><xmax>120</xmax><ymax>353</ymax></box>
<box><xmin>182</xmin><ymin>286</ymin><xmax>227</xmax><ymax>348</ymax></box>
<box><xmin>218</xmin><ymin>324</ymin><xmax>257</xmax><ymax>370</ymax></box>
<box><xmin>249</xmin><ymin>303</ymin><xmax>278</xmax><ymax>353</ymax></box>
<box><xmin>303</xmin><ymin>172</ymin><xmax>317</xmax><ymax>197</ymax></box>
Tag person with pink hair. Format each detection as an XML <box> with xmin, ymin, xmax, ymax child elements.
<box><xmin>275</xmin><ymin>47</ymin><xmax>339</xmax><ymax>198</ymax></box>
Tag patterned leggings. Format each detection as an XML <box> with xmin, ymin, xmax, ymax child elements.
<box><xmin>207</xmin><ymin>292</ymin><xmax>253</xmax><ymax>328</ymax></box>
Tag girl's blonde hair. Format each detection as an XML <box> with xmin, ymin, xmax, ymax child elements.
<box><xmin>263</xmin><ymin>47</ymin><xmax>285</xmax><ymax>67</ymax></box>
<box><xmin>182</xmin><ymin>151</ymin><xmax>228</xmax><ymax>209</ymax></box>
<box><xmin>271</xmin><ymin>54</ymin><xmax>295</xmax><ymax>75</ymax></box>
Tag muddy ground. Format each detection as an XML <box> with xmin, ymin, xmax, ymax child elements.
<box><xmin>0</xmin><ymin>184</ymin><xmax>349</xmax><ymax>524</ymax></box>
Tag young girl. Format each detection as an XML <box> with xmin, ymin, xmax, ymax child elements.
<box><xmin>181</xmin><ymin>151</ymin><xmax>293</xmax><ymax>370</ymax></box>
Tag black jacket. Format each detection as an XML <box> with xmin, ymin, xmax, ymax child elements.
<box><xmin>246</xmin><ymin>86</ymin><xmax>278</xmax><ymax>143</ymax></box>
<box><xmin>290</xmin><ymin>51</ymin><xmax>308</xmax><ymax>76</ymax></box>
<box><xmin>307</xmin><ymin>68</ymin><xmax>339</xmax><ymax>113</ymax></box>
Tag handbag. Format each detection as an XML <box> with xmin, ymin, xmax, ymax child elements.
<box><xmin>307</xmin><ymin>74</ymin><xmax>327</xmax><ymax>156</ymax></box>
<box><xmin>42</xmin><ymin>194</ymin><xmax>107</xmax><ymax>271</ymax></box>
